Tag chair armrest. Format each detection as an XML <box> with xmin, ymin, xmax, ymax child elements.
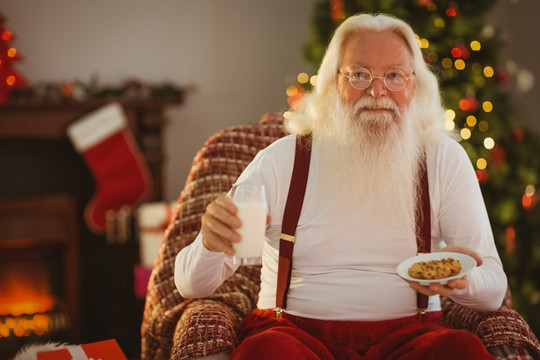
<box><xmin>442</xmin><ymin>297</ymin><xmax>540</xmax><ymax>359</ymax></box>
<box><xmin>475</xmin><ymin>307</ymin><xmax>540</xmax><ymax>358</ymax></box>
<box><xmin>170</xmin><ymin>265</ymin><xmax>261</xmax><ymax>359</ymax></box>
<box><xmin>171</xmin><ymin>299</ymin><xmax>239</xmax><ymax>359</ymax></box>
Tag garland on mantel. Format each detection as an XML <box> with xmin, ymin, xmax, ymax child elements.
<box><xmin>6</xmin><ymin>75</ymin><xmax>188</xmax><ymax>105</ymax></box>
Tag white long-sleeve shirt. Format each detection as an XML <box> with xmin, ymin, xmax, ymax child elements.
<box><xmin>175</xmin><ymin>134</ymin><xmax>507</xmax><ymax>321</ymax></box>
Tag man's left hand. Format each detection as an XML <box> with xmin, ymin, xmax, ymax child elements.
<box><xmin>407</xmin><ymin>276</ymin><xmax>468</xmax><ymax>297</ymax></box>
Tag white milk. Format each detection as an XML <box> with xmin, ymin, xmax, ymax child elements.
<box><xmin>233</xmin><ymin>201</ymin><xmax>267</xmax><ymax>259</ymax></box>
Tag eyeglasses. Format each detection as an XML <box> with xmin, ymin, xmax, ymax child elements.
<box><xmin>338</xmin><ymin>68</ymin><xmax>415</xmax><ymax>92</ymax></box>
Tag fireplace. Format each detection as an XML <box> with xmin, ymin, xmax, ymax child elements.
<box><xmin>0</xmin><ymin>196</ymin><xmax>79</xmax><ymax>357</ymax></box>
<box><xmin>0</xmin><ymin>100</ymin><xmax>177</xmax><ymax>358</ymax></box>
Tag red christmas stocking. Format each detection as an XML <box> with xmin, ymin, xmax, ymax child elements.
<box><xmin>67</xmin><ymin>102</ymin><xmax>153</xmax><ymax>234</ymax></box>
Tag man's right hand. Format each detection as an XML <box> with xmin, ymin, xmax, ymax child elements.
<box><xmin>200</xmin><ymin>195</ymin><xmax>242</xmax><ymax>256</ymax></box>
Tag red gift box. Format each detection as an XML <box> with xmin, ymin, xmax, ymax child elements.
<box><xmin>37</xmin><ymin>339</ymin><xmax>127</xmax><ymax>360</ymax></box>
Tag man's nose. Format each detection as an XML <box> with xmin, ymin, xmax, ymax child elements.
<box><xmin>369</xmin><ymin>77</ymin><xmax>387</xmax><ymax>97</ymax></box>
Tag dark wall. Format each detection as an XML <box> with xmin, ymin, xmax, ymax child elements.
<box><xmin>489</xmin><ymin>0</ymin><xmax>540</xmax><ymax>135</ymax></box>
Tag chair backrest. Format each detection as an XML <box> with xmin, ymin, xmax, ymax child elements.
<box><xmin>141</xmin><ymin>114</ymin><xmax>287</xmax><ymax>359</ymax></box>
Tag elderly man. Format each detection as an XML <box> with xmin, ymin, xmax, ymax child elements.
<box><xmin>175</xmin><ymin>13</ymin><xmax>507</xmax><ymax>359</ymax></box>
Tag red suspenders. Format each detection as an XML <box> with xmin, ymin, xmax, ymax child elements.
<box><xmin>275</xmin><ymin>134</ymin><xmax>430</xmax><ymax>318</ymax></box>
<box><xmin>416</xmin><ymin>159</ymin><xmax>431</xmax><ymax>316</ymax></box>
<box><xmin>276</xmin><ymin>134</ymin><xmax>312</xmax><ymax>315</ymax></box>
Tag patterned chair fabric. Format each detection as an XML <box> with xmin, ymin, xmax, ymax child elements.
<box><xmin>141</xmin><ymin>113</ymin><xmax>540</xmax><ymax>360</ymax></box>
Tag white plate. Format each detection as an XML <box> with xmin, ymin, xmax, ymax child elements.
<box><xmin>396</xmin><ymin>252</ymin><xmax>476</xmax><ymax>286</ymax></box>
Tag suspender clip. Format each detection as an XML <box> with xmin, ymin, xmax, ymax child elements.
<box><xmin>280</xmin><ymin>233</ymin><xmax>296</xmax><ymax>243</ymax></box>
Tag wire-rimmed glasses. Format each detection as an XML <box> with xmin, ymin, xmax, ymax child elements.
<box><xmin>339</xmin><ymin>68</ymin><xmax>415</xmax><ymax>91</ymax></box>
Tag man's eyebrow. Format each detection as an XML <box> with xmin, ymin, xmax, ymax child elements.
<box><xmin>347</xmin><ymin>64</ymin><xmax>367</xmax><ymax>70</ymax></box>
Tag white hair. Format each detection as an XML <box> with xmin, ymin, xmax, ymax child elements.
<box><xmin>286</xmin><ymin>13</ymin><xmax>447</xmax><ymax>142</ymax></box>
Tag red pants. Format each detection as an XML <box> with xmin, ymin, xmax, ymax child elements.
<box><xmin>230</xmin><ymin>309</ymin><xmax>495</xmax><ymax>360</ymax></box>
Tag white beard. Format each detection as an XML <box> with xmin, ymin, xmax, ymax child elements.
<box><xmin>313</xmin><ymin>89</ymin><xmax>425</xmax><ymax>228</ymax></box>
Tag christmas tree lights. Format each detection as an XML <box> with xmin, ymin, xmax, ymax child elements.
<box><xmin>0</xmin><ymin>13</ymin><xmax>28</xmax><ymax>103</ymax></box>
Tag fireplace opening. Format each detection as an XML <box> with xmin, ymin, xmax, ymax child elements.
<box><xmin>0</xmin><ymin>196</ymin><xmax>80</xmax><ymax>358</ymax></box>
<box><xmin>0</xmin><ymin>244</ymin><xmax>70</xmax><ymax>338</ymax></box>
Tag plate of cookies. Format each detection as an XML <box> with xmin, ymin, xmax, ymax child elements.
<box><xmin>396</xmin><ymin>252</ymin><xmax>477</xmax><ymax>286</ymax></box>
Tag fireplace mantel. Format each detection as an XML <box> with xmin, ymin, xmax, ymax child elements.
<box><xmin>0</xmin><ymin>99</ymin><xmax>181</xmax><ymax>200</ymax></box>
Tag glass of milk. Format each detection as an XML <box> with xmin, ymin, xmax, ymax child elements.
<box><xmin>230</xmin><ymin>183</ymin><xmax>267</xmax><ymax>265</ymax></box>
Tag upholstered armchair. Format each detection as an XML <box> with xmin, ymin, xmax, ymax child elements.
<box><xmin>141</xmin><ymin>113</ymin><xmax>540</xmax><ymax>360</ymax></box>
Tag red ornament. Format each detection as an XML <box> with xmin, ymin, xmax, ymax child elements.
<box><xmin>446</xmin><ymin>1</ymin><xmax>460</xmax><ymax>17</ymax></box>
<box><xmin>61</xmin><ymin>81</ymin><xmax>75</xmax><ymax>99</ymax></box>
<box><xmin>490</xmin><ymin>145</ymin><xmax>506</xmax><ymax>167</ymax></box>
<box><xmin>450</xmin><ymin>45</ymin><xmax>469</xmax><ymax>59</ymax></box>
<box><xmin>451</xmin><ymin>47</ymin><xmax>462</xmax><ymax>58</ymax></box>
<box><xmin>2</xmin><ymin>29</ymin><xmax>12</xmax><ymax>41</ymax></box>
<box><xmin>513</xmin><ymin>127</ymin><xmax>524</xmax><ymax>143</ymax></box>
<box><xmin>458</xmin><ymin>96</ymin><xmax>478</xmax><ymax>112</ymax></box>
<box><xmin>467</xmin><ymin>97</ymin><xmax>478</xmax><ymax>111</ymax></box>
<box><xmin>475</xmin><ymin>169</ymin><xmax>489</xmax><ymax>184</ymax></box>
<box><xmin>522</xmin><ymin>194</ymin><xmax>537</xmax><ymax>211</ymax></box>
<box><xmin>330</xmin><ymin>0</ymin><xmax>345</xmax><ymax>22</ymax></box>
<box><xmin>495</xmin><ymin>69</ymin><xmax>510</xmax><ymax>84</ymax></box>
<box><xmin>458</xmin><ymin>99</ymin><xmax>470</xmax><ymax>110</ymax></box>
<box><xmin>505</xmin><ymin>226</ymin><xmax>516</xmax><ymax>253</ymax></box>
<box><xmin>458</xmin><ymin>45</ymin><xmax>470</xmax><ymax>59</ymax></box>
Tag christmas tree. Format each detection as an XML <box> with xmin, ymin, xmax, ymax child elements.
<box><xmin>288</xmin><ymin>0</ymin><xmax>540</xmax><ymax>334</ymax></box>
<box><xmin>0</xmin><ymin>13</ymin><xmax>28</xmax><ymax>103</ymax></box>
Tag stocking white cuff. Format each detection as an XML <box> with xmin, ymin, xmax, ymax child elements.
<box><xmin>67</xmin><ymin>102</ymin><xmax>127</xmax><ymax>152</ymax></box>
